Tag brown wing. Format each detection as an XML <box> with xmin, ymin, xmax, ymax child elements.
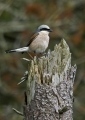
<box><xmin>26</xmin><ymin>32</ymin><xmax>39</xmax><ymax>46</ymax></box>
<box><xmin>22</xmin><ymin>33</ymin><xmax>39</xmax><ymax>54</ymax></box>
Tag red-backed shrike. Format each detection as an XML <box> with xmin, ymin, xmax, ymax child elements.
<box><xmin>5</xmin><ymin>25</ymin><xmax>52</xmax><ymax>54</ymax></box>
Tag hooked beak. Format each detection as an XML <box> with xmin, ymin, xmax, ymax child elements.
<box><xmin>49</xmin><ymin>29</ymin><xmax>53</xmax><ymax>32</ymax></box>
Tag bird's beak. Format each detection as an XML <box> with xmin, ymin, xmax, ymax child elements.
<box><xmin>49</xmin><ymin>29</ymin><xmax>53</xmax><ymax>32</ymax></box>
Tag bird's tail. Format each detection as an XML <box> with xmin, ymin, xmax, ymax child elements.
<box><xmin>5</xmin><ymin>47</ymin><xmax>29</xmax><ymax>53</ymax></box>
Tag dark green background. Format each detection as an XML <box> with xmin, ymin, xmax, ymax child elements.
<box><xmin>0</xmin><ymin>0</ymin><xmax>85</xmax><ymax>120</ymax></box>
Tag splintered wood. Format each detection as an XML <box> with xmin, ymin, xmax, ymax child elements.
<box><xmin>23</xmin><ymin>39</ymin><xmax>76</xmax><ymax>120</ymax></box>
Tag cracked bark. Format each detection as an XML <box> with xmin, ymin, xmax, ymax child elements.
<box><xmin>23</xmin><ymin>39</ymin><xmax>77</xmax><ymax>120</ymax></box>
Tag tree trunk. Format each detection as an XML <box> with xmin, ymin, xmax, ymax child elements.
<box><xmin>23</xmin><ymin>39</ymin><xmax>77</xmax><ymax>120</ymax></box>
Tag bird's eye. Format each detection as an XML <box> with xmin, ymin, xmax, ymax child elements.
<box><xmin>40</xmin><ymin>28</ymin><xmax>50</xmax><ymax>31</ymax></box>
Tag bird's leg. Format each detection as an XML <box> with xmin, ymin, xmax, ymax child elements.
<box><xmin>27</xmin><ymin>53</ymin><xmax>33</xmax><ymax>59</ymax></box>
<box><xmin>35</xmin><ymin>54</ymin><xmax>39</xmax><ymax>60</ymax></box>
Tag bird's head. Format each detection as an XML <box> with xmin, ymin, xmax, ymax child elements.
<box><xmin>37</xmin><ymin>25</ymin><xmax>52</xmax><ymax>33</ymax></box>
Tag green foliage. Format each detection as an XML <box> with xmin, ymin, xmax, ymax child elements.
<box><xmin>0</xmin><ymin>10</ymin><xmax>14</xmax><ymax>21</ymax></box>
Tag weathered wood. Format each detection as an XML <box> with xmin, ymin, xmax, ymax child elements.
<box><xmin>23</xmin><ymin>39</ymin><xmax>77</xmax><ymax>120</ymax></box>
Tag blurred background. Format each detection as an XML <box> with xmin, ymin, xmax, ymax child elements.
<box><xmin>0</xmin><ymin>0</ymin><xmax>85</xmax><ymax>120</ymax></box>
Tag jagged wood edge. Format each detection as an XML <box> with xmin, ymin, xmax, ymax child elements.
<box><xmin>27</xmin><ymin>39</ymin><xmax>73</xmax><ymax>104</ymax></box>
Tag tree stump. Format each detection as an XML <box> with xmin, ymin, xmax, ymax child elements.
<box><xmin>23</xmin><ymin>39</ymin><xmax>76</xmax><ymax>120</ymax></box>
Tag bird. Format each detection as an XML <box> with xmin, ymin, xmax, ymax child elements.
<box><xmin>5</xmin><ymin>25</ymin><xmax>52</xmax><ymax>55</ymax></box>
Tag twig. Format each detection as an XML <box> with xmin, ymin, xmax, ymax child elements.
<box><xmin>17</xmin><ymin>71</ymin><xmax>28</xmax><ymax>85</ymax></box>
<box><xmin>17</xmin><ymin>79</ymin><xmax>26</xmax><ymax>85</ymax></box>
<box><xmin>21</xmin><ymin>58</ymin><xmax>30</xmax><ymax>62</ymax></box>
<box><xmin>12</xmin><ymin>108</ymin><xmax>23</xmax><ymax>116</ymax></box>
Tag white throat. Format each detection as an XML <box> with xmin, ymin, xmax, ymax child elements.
<box><xmin>39</xmin><ymin>31</ymin><xmax>49</xmax><ymax>35</ymax></box>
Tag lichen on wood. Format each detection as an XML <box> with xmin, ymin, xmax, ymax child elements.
<box><xmin>23</xmin><ymin>39</ymin><xmax>77</xmax><ymax>120</ymax></box>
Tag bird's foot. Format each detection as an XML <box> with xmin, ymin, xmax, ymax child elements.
<box><xmin>42</xmin><ymin>52</ymin><xmax>47</xmax><ymax>57</ymax></box>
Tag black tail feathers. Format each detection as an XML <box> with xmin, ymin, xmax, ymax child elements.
<box><xmin>5</xmin><ymin>49</ymin><xmax>16</xmax><ymax>53</ymax></box>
